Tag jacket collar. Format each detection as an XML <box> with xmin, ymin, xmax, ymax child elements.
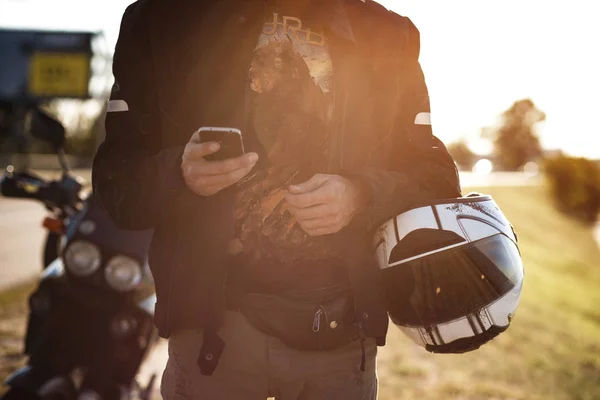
<box><xmin>327</xmin><ymin>0</ymin><xmax>357</xmax><ymax>44</ymax></box>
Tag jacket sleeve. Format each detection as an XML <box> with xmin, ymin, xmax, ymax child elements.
<box><xmin>92</xmin><ymin>3</ymin><xmax>189</xmax><ymax>230</ymax></box>
<box><xmin>351</xmin><ymin>18</ymin><xmax>462</xmax><ymax>231</ymax></box>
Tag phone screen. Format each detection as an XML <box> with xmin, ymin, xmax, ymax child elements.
<box><xmin>198</xmin><ymin>128</ymin><xmax>245</xmax><ymax>162</ymax></box>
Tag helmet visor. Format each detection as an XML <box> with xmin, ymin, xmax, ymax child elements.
<box><xmin>384</xmin><ymin>234</ymin><xmax>523</xmax><ymax>326</ymax></box>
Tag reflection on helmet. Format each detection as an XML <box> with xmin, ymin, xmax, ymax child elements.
<box><xmin>374</xmin><ymin>194</ymin><xmax>524</xmax><ymax>354</ymax></box>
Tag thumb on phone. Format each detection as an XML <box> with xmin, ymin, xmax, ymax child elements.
<box><xmin>183</xmin><ymin>141</ymin><xmax>220</xmax><ymax>161</ymax></box>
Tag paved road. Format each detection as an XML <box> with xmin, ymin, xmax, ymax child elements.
<box><xmin>0</xmin><ymin>197</ymin><xmax>48</xmax><ymax>290</ymax></box>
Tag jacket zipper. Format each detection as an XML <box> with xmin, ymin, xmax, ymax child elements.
<box><xmin>312</xmin><ymin>309</ymin><xmax>323</xmax><ymax>332</ymax></box>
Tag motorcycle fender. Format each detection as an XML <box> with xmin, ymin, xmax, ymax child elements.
<box><xmin>4</xmin><ymin>365</ymin><xmax>47</xmax><ymax>391</ymax></box>
<box><xmin>40</xmin><ymin>258</ymin><xmax>65</xmax><ymax>280</ymax></box>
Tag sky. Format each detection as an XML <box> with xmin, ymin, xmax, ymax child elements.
<box><xmin>1</xmin><ymin>0</ymin><xmax>599</xmax><ymax>158</ymax></box>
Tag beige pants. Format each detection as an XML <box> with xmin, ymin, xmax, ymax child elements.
<box><xmin>160</xmin><ymin>311</ymin><xmax>378</xmax><ymax>400</ymax></box>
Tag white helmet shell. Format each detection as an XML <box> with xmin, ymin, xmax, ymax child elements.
<box><xmin>374</xmin><ymin>193</ymin><xmax>523</xmax><ymax>353</ymax></box>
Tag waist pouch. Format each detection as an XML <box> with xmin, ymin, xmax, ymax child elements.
<box><xmin>230</xmin><ymin>285</ymin><xmax>358</xmax><ymax>351</ymax></box>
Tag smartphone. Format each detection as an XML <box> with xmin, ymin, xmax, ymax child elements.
<box><xmin>197</xmin><ymin>127</ymin><xmax>245</xmax><ymax>162</ymax></box>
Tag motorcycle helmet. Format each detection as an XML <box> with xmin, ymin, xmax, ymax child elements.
<box><xmin>374</xmin><ymin>193</ymin><xmax>523</xmax><ymax>354</ymax></box>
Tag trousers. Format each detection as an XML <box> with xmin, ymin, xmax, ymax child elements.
<box><xmin>160</xmin><ymin>311</ymin><xmax>378</xmax><ymax>400</ymax></box>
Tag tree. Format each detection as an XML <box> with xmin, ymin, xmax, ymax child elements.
<box><xmin>493</xmin><ymin>99</ymin><xmax>545</xmax><ymax>171</ymax></box>
<box><xmin>43</xmin><ymin>99</ymin><xmax>105</xmax><ymax>157</ymax></box>
<box><xmin>545</xmin><ymin>155</ymin><xmax>600</xmax><ymax>223</ymax></box>
<box><xmin>447</xmin><ymin>139</ymin><xmax>476</xmax><ymax>170</ymax></box>
<box><xmin>65</xmin><ymin>101</ymin><xmax>107</xmax><ymax>157</ymax></box>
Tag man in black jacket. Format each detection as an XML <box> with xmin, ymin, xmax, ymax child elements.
<box><xmin>93</xmin><ymin>0</ymin><xmax>461</xmax><ymax>398</ymax></box>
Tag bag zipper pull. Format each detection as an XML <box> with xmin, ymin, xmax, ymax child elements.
<box><xmin>312</xmin><ymin>309</ymin><xmax>323</xmax><ymax>332</ymax></box>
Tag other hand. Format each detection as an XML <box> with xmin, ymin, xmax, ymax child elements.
<box><xmin>285</xmin><ymin>174</ymin><xmax>367</xmax><ymax>237</ymax></box>
<box><xmin>181</xmin><ymin>132</ymin><xmax>258</xmax><ymax>196</ymax></box>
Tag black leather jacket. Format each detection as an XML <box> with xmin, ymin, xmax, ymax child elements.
<box><xmin>93</xmin><ymin>0</ymin><xmax>461</xmax><ymax>353</ymax></box>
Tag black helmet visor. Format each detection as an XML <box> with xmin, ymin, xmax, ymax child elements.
<box><xmin>384</xmin><ymin>234</ymin><xmax>523</xmax><ymax>326</ymax></box>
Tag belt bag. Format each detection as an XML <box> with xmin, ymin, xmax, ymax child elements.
<box><xmin>235</xmin><ymin>285</ymin><xmax>358</xmax><ymax>351</ymax></box>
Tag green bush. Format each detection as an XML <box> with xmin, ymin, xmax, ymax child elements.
<box><xmin>544</xmin><ymin>155</ymin><xmax>600</xmax><ymax>223</ymax></box>
<box><xmin>447</xmin><ymin>140</ymin><xmax>476</xmax><ymax>171</ymax></box>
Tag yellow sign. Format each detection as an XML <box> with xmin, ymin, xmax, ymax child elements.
<box><xmin>28</xmin><ymin>52</ymin><xmax>90</xmax><ymax>98</ymax></box>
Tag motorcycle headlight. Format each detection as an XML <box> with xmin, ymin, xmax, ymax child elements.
<box><xmin>64</xmin><ymin>241</ymin><xmax>101</xmax><ymax>277</ymax></box>
<box><xmin>110</xmin><ymin>315</ymin><xmax>138</xmax><ymax>339</ymax></box>
<box><xmin>105</xmin><ymin>256</ymin><xmax>142</xmax><ymax>292</ymax></box>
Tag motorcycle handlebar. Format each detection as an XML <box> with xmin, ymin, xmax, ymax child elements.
<box><xmin>0</xmin><ymin>170</ymin><xmax>47</xmax><ymax>201</ymax></box>
<box><xmin>0</xmin><ymin>170</ymin><xmax>82</xmax><ymax>210</ymax></box>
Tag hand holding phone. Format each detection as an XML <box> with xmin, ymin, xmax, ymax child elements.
<box><xmin>198</xmin><ymin>127</ymin><xmax>245</xmax><ymax>162</ymax></box>
<box><xmin>181</xmin><ymin>127</ymin><xmax>258</xmax><ymax>197</ymax></box>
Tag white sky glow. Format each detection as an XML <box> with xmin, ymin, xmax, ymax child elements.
<box><xmin>1</xmin><ymin>0</ymin><xmax>599</xmax><ymax>158</ymax></box>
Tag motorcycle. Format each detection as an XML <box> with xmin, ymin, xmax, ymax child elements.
<box><xmin>0</xmin><ymin>108</ymin><xmax>157</xmax><ymax>400</ymax></box>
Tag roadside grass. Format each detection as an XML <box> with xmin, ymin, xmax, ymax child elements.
<box><xmin>0</xmin><ymin>281</ymin><xmax>34</xmax><ymax>394</ymax></box>
<box><xmin>378</xmin><ymin>185</ymin><xmax>600</xmax><ymax>400</ymax></box>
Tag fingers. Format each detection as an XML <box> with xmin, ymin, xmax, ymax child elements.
<box><xmin>289</xmin><ymin>203</ymin><xmax>337</xmax><ymax>221</ymax></box>
<box><xmin>189</xmin><ymin>130</ymin><xmax>201</xmax><ymax>143</ymax></box>
<box><xmin>296</xmin><ymin>215</ymin><xmax>340</xmax><ymax>230</ymax></box>
<box><xmin>183</xmin><ymin>152</ymin><xmax>258</xmax><ymax>178</ymax></box>
<box><xmin>288</xmin><ymin>173</ymin><xmax>330</xmax><ymax>194</ymax></box>
<box><xmin>289</xmin><ymin>202</ymin><xmax>345</xmax><ymax>237</ymax></box>
<box><xmin>181</xmin><ymin>141</ymin><xmax>259</xmax><ymax>196</ymax></box>
<box><xmin>195</xmin><ymin>163</ymin><xmax>255</xmax><ymax>188</ymax></box>
<box><xmin>286</xmin><ymin>174</ymin><xmax>358</xmax><ymax>236</ymax></box>
<box><xmin>303</xmin><ymin>226</ymin><xmax>340</xmax><ymax>237</ymax></box>
<box><xmin>183</xmin><ymin>141</ymin><xmax>220</xmax><ymax>160</ymax></box>
<box><xmin>201</xmin><ymin>153</ymin><xmax>259</xmax><ymax>176</ymax></box>
<box><xmin>289</xmin><ymin>199</ymin><xmax>344</xmax><ymax>236</ymax></box>
<box><xmin>186</xmin><ymin>163</ymin><xmax>255</xmax><ymax>196</ymax></box>
<box><xmin>285</xmin><ymin>184</ymin><xmax>336</xmax><ymax>209</ymax></box>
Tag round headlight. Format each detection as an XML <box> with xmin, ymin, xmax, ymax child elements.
<box><xmin>105</xmin><ymin>256</ymin><xmax>142</xmax><ymax>292</ymax></box>
<box><xmin>64</xmin><ymin>241</ymin><xmax>101</xmax><ymax>277</ymax></box>
<box><xmin>110</xmin><ymin>315</ymin><xmax>138</xmax><ymax>339</ymax></box>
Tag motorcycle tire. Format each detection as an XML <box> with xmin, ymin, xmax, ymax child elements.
<box><xmin>38</xmin><ymin>376</ymin><xmax>76</xmax><ymax>400</ymax></box>
<box><xmin>43</xmin><ymin>232</ymin><xmax>61</xmax><ymax>269</ymax></box>
<box><xmin>0</xmin><ymin>387</ymin><xmax>40</xmax><ymax>400</ymax></box>
<box><xmin>1</xmin><ymin>387</ymin><xmax>73</xmax><ymax>400</ymax></box>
